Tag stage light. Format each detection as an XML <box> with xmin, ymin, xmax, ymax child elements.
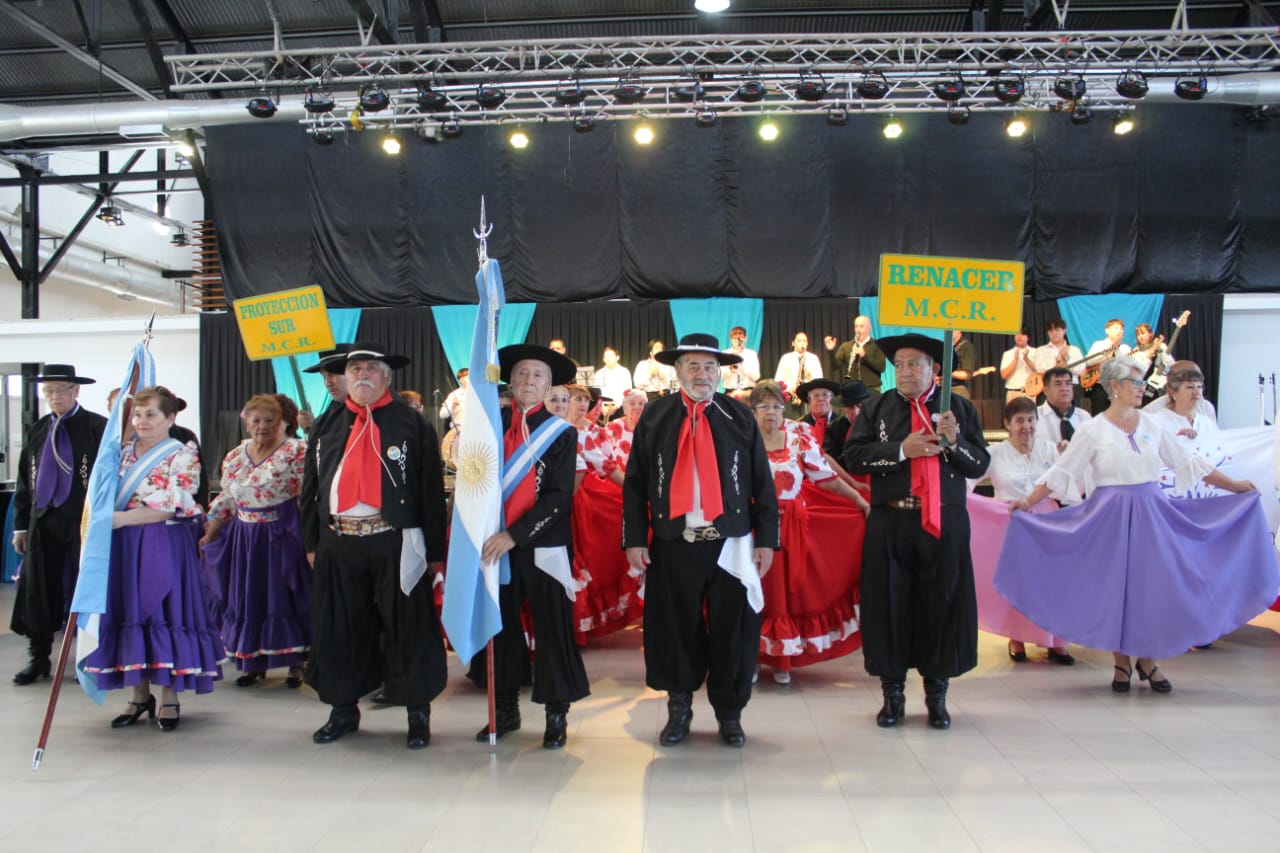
<box><xmin>1070</xmin><ymin>105</ymin><xmax>1093</xmax><ymax>125</ymax></box>
<box><xmin>931</xmin><ymin>77</ymin><xmax>965</xmax><ymax>103</ymax></box>
<box><xmin>694</xmin><ymin>0</ymin><xmax>730</xmax><ymax>11</ymax></box>
<box><xmin>695</xmin><ymin>111</ymin><xmax>719</xmax><ymax>128</ymax></box>
<box><xmin>1113</xmin><ymin>113</ymin><xmax>1135</xmax><ymax>135</ymax></box>
<box><xmin>1005</xmin><ymin>116</ymin><xmax>1028</xmax><ymax>138</ymax></box>
<box><xmin>993</xmin><ymin>77</ymin><xmax>1024</xmax><ymax>104</ymax></box>
<box><xmin>509</xmin><ymin>127</ymin><xmax>530</xmax><ymax>149</ymax></box>
<box><xmin>245</xmin><ymin>95</ymin><xmax>277</xmax><ymax>118</ymax></box>
<box><xmin>476</xmin><ymin>84</ymin><xmax>507</xmax><ymax>109</ymax></box>
<box><xmin>96</xmin><ymin>203</ymin><xmax>120</xmax><ymax>223</ymax></box>
<box><xmin>735</xmin><ymin>79</ymin><xmax>766</xmax><ymax>103</ymax></box>
<box><xmin>416</xmin><ymin>86</ymin><xmax>448</xmax><ymax>111</ymax></box>
<box><xmin>381</xmin><ymin>132</ymin><xmax>401</xmax><ymax>155</ymax></box>
<box><xmin>673</xmin><ymin>81</ymin><xmax>704</xmax><ymax>103</ymax></box>
<box><xmin>303</xmin><ymin>87</ymin><xmax>334</xmax><ymax>114</ymax></box>
<box><xmin>441</xmin><ymin>120</ymin><xmax>463</xmax><ymax>140</ymax></box>
<box><xmin>946</xmin><ymin>105</ymin><xmax>971</xmax><ymax>126</ymax></box>
<box><xmin>634</xmin><ymin>124</ymin><xmax>654</xmax><ymax>145</ymax></box>
<box><xmin>1175</xmin><ymin>74</ymin><xmax>1208</xmax><ymax>101</ymax></box>
<box><xmin>883</xmin><ymin>117</ymin><xmax>903</xmax><ymax>139</ymax></box>
<box><xmin>555</xmin><ymin>84</ymin><xmax>587</xmax><ymax>106</ymax></box>
<box><xmin>175</xmin><ymin>140</ymin><xmax>195</xmax><ymax>158</ymax></box>
<box><xmin>825</xmin><ymin>107</ymin><xmax>848</xmax><ymax>127</ymax></box>
<box><xmin>170</xmin><ymin>228</ymin><xmax>189</xmax><ymax>247</ymax></box>
<box><xmin>572</xmin><ymin>115</ymin><xmax>595</xmax><ymax>133</ymax></box>
<box><xmin>1053</xmin><ymin>75</ymin><xmax>1086</xmax><ymax>101</ymax></box>
<box><xmin>614</xmin><ymin>81</ymin><xmax>647</xmax><ymax>104</ymax></box>
<box><xmin>758</xmin><ymin>121</ymin><xmax>779</xmax><ymax>141</ymax></box>
<box><xmin>795</xmin><ymin>74</ymin><xmax>828</xmax><ymax>102</ymax></box>
<box><xmin>359</xmin><ymin>83</ymin><xmax>390</xmax><ymax>112</ymax></box>
<box><xmin>857</xmin><ymin>74</ymin><xmax>890</xmax><ymax>100</ymax></box>
<box><xmin>1115</xmin><ymin>70</ymin><xmax>1149</xmax><ymax>99</ymax></box>
<box><xmin>313</xmin><ymin>128</ymin><xmax>336</xmax><ymax>145</ymax></box>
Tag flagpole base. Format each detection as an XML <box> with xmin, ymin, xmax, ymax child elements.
<box><xmin>32</xmin><ymin>748</ymin><xmax>43</xmax><ymax>771</ymax></box>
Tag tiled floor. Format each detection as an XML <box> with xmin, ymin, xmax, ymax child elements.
<box><xmin>3</xmin><ymin>582</ymin><xmax>1280</xmax><ymax>853</ymax></box>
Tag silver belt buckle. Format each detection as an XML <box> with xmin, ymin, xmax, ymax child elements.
<box><xmin>682</xmin><ymin>525</ymin><xmax>720</xmax><ymax>543</ymax></box>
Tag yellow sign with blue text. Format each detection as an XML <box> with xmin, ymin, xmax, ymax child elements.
<box><xmin>878</xmin><ymin>253</ymin><xmax>1024</xmax><ymax>334</ymax></box>
<box><xmin>233</xmin><ymin>285</ymin><xmax>335</xmax><ymax>361</ymax></box>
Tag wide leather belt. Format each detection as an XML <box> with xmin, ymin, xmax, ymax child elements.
<box><xmin>885</xmin><ymin>496</ymin><xmax>922</xmax><ymax>510</ymax></box>
<box><xmin>330</xmin><ymin>514</ymin><xmax>393</xmax><ymax>536</ymax></box>
<box><xmin>681</xmin><ymin>525</ymin><xmax>721</xmax><ymax>543</ymax></box>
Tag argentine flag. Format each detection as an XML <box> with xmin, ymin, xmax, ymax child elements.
<box><xmin>441</xmin><ymin>258</ymin><xmax>508</xmax><ymax>664</ymax></box>
<box><xmin>70</xmin><ymin>342</ymin><xmax>156</xmax><ymax>703</ymax></box>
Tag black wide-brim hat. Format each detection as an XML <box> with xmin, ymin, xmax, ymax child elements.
<box><xmin>322</xmin><ymin>341</ymin><xmax>410</xmax><ymax>373</ymax></box>
<box><xmin>839</xmin><ymin>381</ymin><xmax>871</xmax><ymax>407</ymax></box>
<box><xmin>795</xmin><ymin>378</ymin><xmax>841</xmax><ymax>400</ymax></box>
<box><xmin>33</xmin><ymin>364</ymin><xmax>95</xmax><ymax>384</ymax></box>
<box><xmin>654</xmin><ymin>333</ymin><xmax>741</xmax><ymax>366</ymax></box>
<box><xmin>305</xmin><ymin>343</ymin><xmax>356</xmax><ymax>374</ymax></box>
<box><xmin>877</xmin><ymin>333</ymin><xmax>945</xmax><ymax>365</ymax></box>
<box><xmin>499</xmin><ymin>344</ymin><xmax>578</xmax><ymax>386</ymax></box>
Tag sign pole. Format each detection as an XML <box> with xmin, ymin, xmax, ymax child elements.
<box><xmin>938</xmin><ymin>331</ymin><xmax>953</xmax><ymax>448</ymax></box>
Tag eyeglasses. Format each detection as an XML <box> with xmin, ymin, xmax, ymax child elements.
<box><xmin>40</xmin><ymin>383</ymin><xmax>76</xmax><ymax>397</ymax></box>
<box><xmin>753</xmin><ymin>404</ymin><xmax>786</xmax><ymax>412</ymax></box>
<box><xmin>892</xmin><ymin>360</ymin><xmax>930</xmax><ymax>372</ymax></box>
<box><xmin>1116</xmin><ymin>378</ymin><xmax>1145</xmax><ymax>389</ymax></box>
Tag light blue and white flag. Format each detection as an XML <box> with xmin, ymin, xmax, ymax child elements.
<box><xmin>70</xmin><ymin>342</ymin><xmax>156</xmax><ymax>703</ymax></box>
<box><xmin>441</xmin><ymin>258</ymin><xmax>508</xmax><ymax>664</ymax></box>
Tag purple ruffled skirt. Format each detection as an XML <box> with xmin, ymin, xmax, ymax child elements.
<box><xmin>83</xmin><ymin>517</ymin><xmax>224</xmax><ymax>693</ymax></box>
<box><xmin>995</xmin><ymin>483</ymin><xmax>1280</xmax><ymax>659</ymax></box>
<box><xmin>202</xmin><ymin>500</ymin><xmax>312</xmax><ymax>671</ymax></box>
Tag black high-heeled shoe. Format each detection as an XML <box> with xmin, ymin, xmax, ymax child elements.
<box><xmin>1135</xmin><ymin>661</ymin><xmax>1172</xmax><ymax>694</ymax></box>
<box><xmin>285</xmin><ymin>667</ymin><xmax>304</xmax><ymax>689</ymax></box>
<box><xmin>1111</xmin><ymin>665</ymin><xmax>1132</xmax><ymax>693</ymax></box>
<box><xmin>235</xmin><ymin>671</ymin><xmax>266</xmax><ymax>688</ymax></box>
<box><xmin>111</xmin><ymin>695</ymin><xmax>156</xmax><ymax>728</ymax></box>
<box><xmin>1007</xmin><ymin>641</ymin><xmax>1028</xmax><ymax>663</ymax></box>
<box><xmin>157</xmin><ymin>703</ymin><xmax>181</xmax><ymax>732</ymax></box>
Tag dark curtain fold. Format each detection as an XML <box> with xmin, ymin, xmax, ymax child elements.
<box><xmin>206</xmin><ymin>106</ymin><xmax>1280</xmax><ymax>307</ymax></box>
<box><xmin>1160</xmin><ymin>293</ymin><xmax>1224</xmax><ymax>407</ymax></box>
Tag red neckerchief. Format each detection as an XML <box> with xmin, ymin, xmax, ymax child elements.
<box><xmin>503</xmin><ymin>403</ymin><xmax>542</xmax><ymax>523</ymax></box>
<box><xmin>904</xmin><ymin>383</ymin><xmax>942</xmax><ymax>538</ymax></box>
<box><xmin>810</xmin><ymin>414</ymin><xmax>828</xmax><ymax>448</ymax></box>
<box><xmin>669</xmin><ymin>391</ymin><xmax>724</xmax><ymax>522</ymax></box>
<box><xmin>336</xmin><ymin>390</ymin><xmax>394</xmax><ymax>511</ymax></box>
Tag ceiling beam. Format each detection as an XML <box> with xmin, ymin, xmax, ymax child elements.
<box><xmin>149</xmin><ymin>0</ymin><xmax>196</xmax><ymax>54</ymax></box>
<box><xmin>126</xmin><ymin>0</ymin><xmax>174</xmax><ymax>97</ymax></box>
<box><xmin>406</xmin><ymin>0</ymin><xmax>444</xmax><ymax>43</ymax></box>
<box><xmin>346</xmin><ymin>0</ymin><xmax>398</xmax><ymax>45</ymax></box>
<box><xmin>70</xmin><ymin>0</ymin><xmax>101</xmax><ymax>58</ymax></box>
<box><xmin>0</xmin><ymin>0</ymin><xmax>157</xmax><ymax>101</ymax></box>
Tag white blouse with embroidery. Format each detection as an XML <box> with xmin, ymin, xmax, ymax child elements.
<box><xmin>766</xmin><ymin>421</ymin><xmax>836</xmax><ymax>502</ymax></box>
<box><xmin>121</xmin><ymin>439</ymin><xmax>202</xmax><ymax>517</ymax></box>
<box><xmin>985</xmin><ymin>439</ymin><xmax>1080</xmax><ymax>505</ymax></box>
<box><xmin>209</xmin><ymin>438</ymin><xmax>307</xmax><ymax>521</ymax></box>
<box><xmin>1038</xmin><ymin>411</ymin><xmax>1212</xmax><ymax>497</ymax></box>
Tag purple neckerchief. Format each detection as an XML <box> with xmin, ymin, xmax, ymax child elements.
<box><xmin>35</xmin><ymin>403</ymin><xmax>77</xmax><ymax>509</ymax></box>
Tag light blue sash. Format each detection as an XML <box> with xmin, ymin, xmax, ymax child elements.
<box><xmin>115</xmin><ymin>439</ymin><xmax>183</xmax><ymax>511</ymax></box>
<box><xmin>501</xmin><ymin>417</ymin><xmax>574</xmax><ymax>501</ymax></box>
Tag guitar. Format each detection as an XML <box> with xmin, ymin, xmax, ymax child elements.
<box><xmin>1080</xmin><ymin>346</ymin><xmax>1122</xmax><ymax>389</ymax></box>
<box><xmin>1144</xmin><ymin>310</ymin><xmax>1191</xmax><ymax>394</ymax></box>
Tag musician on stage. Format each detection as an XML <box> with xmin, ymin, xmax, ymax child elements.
<box><xmin>999</xmin><ymin>329</ymin><xmax>1036</xmax><ymax>404</ymax></box>
<box><xmin>1084</xmin><ymin>319</ymin><xmax>1130</xmax><ymax>414</ymax></box>
<box><xmin>950</xmin><ymin>330</ymin><xmax>978</xmax><ymax>400</ymax></box>
<box><xmin>1131</xmin><ymin>323</ymin><xmax>1174</xmax><ymax>400</ymax></box>
<box><xmin>825</xmin><ymin>315</ymin><xmax>885</xmax><ymax>394</ymax></box>
<box><xmin>775</xmin><ymin>332</ymin><xmax>823</xmax><ymax>419</ymax></box>
<box><xmin>1032</xmin><ymin>319</ymin><xmax>1084</xmax><ymax>406</ymax></box>
<box><xmin>721</xmin><ymin>326</ymin><xmax>761</xmax><ymax>393</ymax></box>
<box><xmin>633</xmin><ymin>340</ymin><xmax>677</xmax><ymax>399</ymax></box>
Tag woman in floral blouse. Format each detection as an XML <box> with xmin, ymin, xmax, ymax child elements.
<box><xmin>200</xmin><ymin>394</ymin><xmax>311</xmax><ymax>688</ymax></box>
<box><xmin>83</xmin><ymin>386</ymin><xmax>223</xmax><ymax>731</ymax></box>
<box><xmin>750</xmin><ymin>381</ymin><xmax>868</xmax><ymax>685</ymax></box>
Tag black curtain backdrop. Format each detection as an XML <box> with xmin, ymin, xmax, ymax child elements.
<box><xmin>199</xmin><ymin>294</ymin><xmax>1223</xmax><ymax>455</ymax></box>
<box><xmin>206</xmin><ymin>105</ymin><xmax>1280</xmax><ymax>307</ymax></box>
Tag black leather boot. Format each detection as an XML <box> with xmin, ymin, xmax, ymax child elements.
<box><xmin>923</xmin><ymin>678</ymin><xmax>951</xmax><ymax>730</ymax></box>
<box><xmin>543</xmin><ymin>702</ymin><xmax>569</xmax><ymax>749</ymax></box>
<box><xmin>659</xmin><ymin>691</ymin><xmax>693</xmax><ymax>746</ymax></box>
<box><xmin>876</xmin><ymin>678</ymin><xmax>906</xmax><ymax>728</ymax></box>
<box><xmin>475</xmin><ymin>689</ymin><xmax>522</xmax><ymax>741</ymax></box>
<box><xmin>13</xmin><ymin>656</ymin><xmax>51</xmax><ymax>686</ymax></box>
<box><xmin>406</xmin><ymin>707</ymin><xmax>431</xmax><ymax>749</ymax></box>
<box><xmin>313</xmin><ymin>705</ymin><xmax>361</xmax><ymax>744</ymax></box>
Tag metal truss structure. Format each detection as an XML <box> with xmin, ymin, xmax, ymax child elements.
<box><xmin>164</xmin><ymin>29</ymin><xmax>1280</xmax><ymax>134</ymax></box>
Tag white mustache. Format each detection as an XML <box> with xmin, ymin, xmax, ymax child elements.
<box><xmin>354</xmin><ymin>379</ymin><xmax>375</xmax><ymax>389</ymax></box>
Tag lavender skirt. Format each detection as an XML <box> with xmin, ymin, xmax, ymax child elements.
<box><xmin>83</xmin><ymin>517</ymin><xmax>224</xmax><ymax>693</ymax></box>
<box><xmin>995</xmin><ymin>483</ymin><xmax>1280</xmax><ymax>659</ymax></box>
<box><xmin>202</xmin><ymin>501</ymin><xmax>312</xmax><ymax>671</ymax></box>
